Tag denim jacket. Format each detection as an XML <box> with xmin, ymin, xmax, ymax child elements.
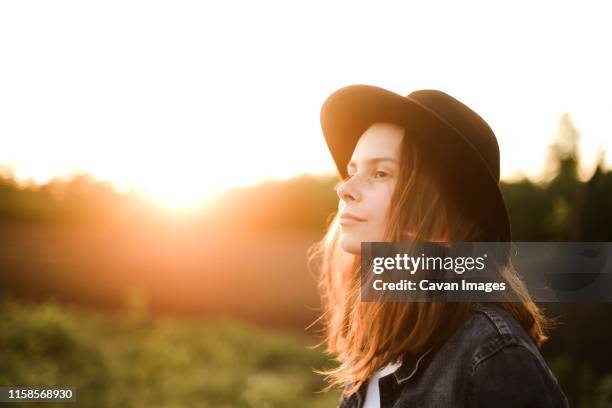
<box><xmin>338</xmin><ymin>303</ymin><xmax>569</xmax><ymax>408</ymax></box>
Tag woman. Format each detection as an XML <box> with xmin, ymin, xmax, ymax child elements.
<box><xmin>308</xmin><ymin>85</ymin><xmax>569</xmax><ymax>407</ymax></box>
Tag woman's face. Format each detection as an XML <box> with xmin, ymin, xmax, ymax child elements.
<box><xmin>336</xmin><ymin>122</ymin><xmax>404</xmax><ymax>254</ymax></box>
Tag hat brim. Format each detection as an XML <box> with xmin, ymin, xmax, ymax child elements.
<box><xmin>320</xmin><ymin>84</ymin><xmax>511</xmax><ymax>242</ymax></box>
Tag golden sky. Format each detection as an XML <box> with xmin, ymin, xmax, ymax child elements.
<box><xmin>1</xmin><ymin>1</ymin><xmax>610</xmax><ymax>209</ymax></box>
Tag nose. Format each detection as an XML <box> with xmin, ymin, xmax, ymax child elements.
<box><xmin>335</xmin><ymin>175</ymin><xmax>361</xmax><ymax>202</ymax></box>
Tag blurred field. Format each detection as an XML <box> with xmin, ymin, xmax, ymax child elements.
<box><xmin>0</xmin><ymin>222</ymin><xmax>324</xmax><ymax>331</ymax></box>
<box><xmin>0</xmin><ymin>296</ymin><xmax>340</xmax><ymax>408</ymax></box>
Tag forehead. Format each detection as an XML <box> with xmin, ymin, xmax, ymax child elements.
<box><xmin>350</xmin><ymin>122</ymin><xmax>404</xmax><ymax>163</ymax></box>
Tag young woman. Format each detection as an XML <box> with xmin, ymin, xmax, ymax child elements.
<box><xmin>308</xmin><ymin>85</ymin><xmax>569</xmax><ymax>407</ymax></box>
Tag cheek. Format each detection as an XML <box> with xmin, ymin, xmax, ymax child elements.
<box><xmin>368</xmin><ymin>186</ymin><xmax>395</xmax><ymax>225</ymax></box>
<box><xmin>376</xmin><ymin>185</ymin><xmax>395</xmax><ymax>212</ymax></box>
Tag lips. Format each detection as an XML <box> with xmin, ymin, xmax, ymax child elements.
<box><xmin>339</xmin><ymin>212</ymin><xmax>366</xmax><ymax>222</ymax></box>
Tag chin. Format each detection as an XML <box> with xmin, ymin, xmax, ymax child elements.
<box><xmin>339</xmin><ymin>234</ymin><xmax>361</xmax><ymax>255</ymax></box>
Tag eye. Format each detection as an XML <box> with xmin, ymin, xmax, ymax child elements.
<box><xmin>374</xmin><ymin>170</ymin><xmax>389</xmax><ymax>178</ymax></box>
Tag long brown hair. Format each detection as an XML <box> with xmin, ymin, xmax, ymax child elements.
<box><xmin>307</xmin><ymin>123</ymin><xmax>553</xmax><ymax>398</ymax></box>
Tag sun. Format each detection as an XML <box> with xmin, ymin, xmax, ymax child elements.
<box><xmin>137</xmin><ymin>182</ymin><xmax>219</xmax><ymax>213</ymax></box>
<box><xmin>116</xmin><ymin>169</ymin><xmax>223</xmax><ymax>213</ymax></box>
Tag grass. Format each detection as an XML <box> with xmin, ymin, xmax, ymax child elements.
<box><xmin>0</xmin><ymin>296</ymin><xmax>340</xmax><ymax>408</ymax></box>
<box><xmin>5</xmin><ymin>295</ymin><xmax>611</xmax><ymax>407</ymax></box>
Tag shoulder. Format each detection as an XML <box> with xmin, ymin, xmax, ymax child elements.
<box><xmin>440</xmin><ymin>302</ymin><xmax>538</xmax><ymax>369</ymax></box>
<box><xmin>458</xmin><ymin>302</ymin><xmax>546</xmax><ymax>372</ymax></box>
<box><xmin>459</xmin><ymin>303</ymin><xmax>569</xmax><ymax>407</ymax></box>
<box><xmin>465</xmin><ymin>302</ymin><xmax>539</xmax><ymax>361</ymax></box>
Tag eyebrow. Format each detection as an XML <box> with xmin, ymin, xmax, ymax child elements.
<box><xmin>347</xmin><ymin>157</ymin><xmax>399</xmax><ymax>170</ymax></box>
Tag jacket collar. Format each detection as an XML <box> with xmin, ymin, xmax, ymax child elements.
<box><xmin>392</xmin><ymin>345</ymin><xmax>436</xmax><ymax>384</ymax></box>
<box><xmin>343</xmin><ymin>345</ymin><xmax>436</xmax><ymax>407</ymax></box>
<box><xmin>391</xmin><ymin>303</ymin><xmax>484</xmax><ymax>384</ymax></box>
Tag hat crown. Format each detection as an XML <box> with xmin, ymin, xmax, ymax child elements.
<box><xmin>407</xmin><ymin>90</ymin><xmax>501</xmax><ymax>183</ymax></box>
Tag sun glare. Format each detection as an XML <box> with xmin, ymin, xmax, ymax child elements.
<box><xmin>128</xmin><ymin>178</ymin><xmax>225</xmax><ymax>213</ymax></box>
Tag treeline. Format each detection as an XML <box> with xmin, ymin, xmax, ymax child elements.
<box><xmin>1</xmin><ymin>152</ymin><xmax>610</xmax><ymax>240</ymax></box>
<box><xmin>0</xmin><ymin>171</ymin><xmax>342</xmax><ymax>233</ymax></box>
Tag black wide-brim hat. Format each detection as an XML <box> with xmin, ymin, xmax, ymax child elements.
<box><xmin>320</xmin><ymin>84</ymin><xmax>511</xmax><ymax>242</ymax></box>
